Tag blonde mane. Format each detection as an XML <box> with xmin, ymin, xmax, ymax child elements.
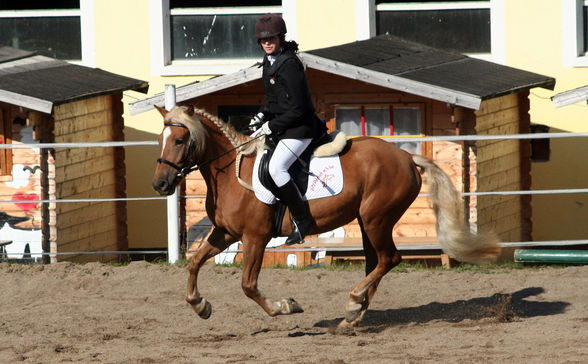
<box><xmin>170</xmin><ymin>106</ymin><xmax>261</xmax><ymax>190</ymax></box>
<box><xmin>191</xmin><ymin>107</ymin><xmax>261</xmax><ymax>155</ymax></box>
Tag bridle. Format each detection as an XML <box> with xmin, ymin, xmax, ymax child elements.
<box><xmin>156</xmin><ymin>121</ymin><xmax>263</xmax><ymax>179</ymax></box>
<box><xmin>156</xmin><ymin>122</ymin><xmax>198</xmax><ymax>179</ymax></box>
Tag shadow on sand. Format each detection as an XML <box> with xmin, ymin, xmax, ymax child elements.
<box><xmin>313</xmin><ymin>287</ymin><xmax>570</xmax><ymax>332</ymax></box>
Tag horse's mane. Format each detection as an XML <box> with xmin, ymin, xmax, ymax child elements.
<box><xmin>191</xmin><ymin>107</ymin><xmax>260</xmax><ymax>155</ymax></box>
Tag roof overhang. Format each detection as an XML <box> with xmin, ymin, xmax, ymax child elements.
<box><xmin>129</xmin><ymin>53</ymin><xmax>483</xmax><ymax>115</ymax></box>
<box><xmin>0</xmin><ymin>89</ymin><xmax>53</xmax><ymax>114</ymax></box>
<box><xmin>0</xmin><ymin>49</ymin><xmax>149</xmax><ymax>114</ymax></box>
<box><xmin>129</xmin><ymin>66</ymin><xmax>262</xmax><ymax>115</ymax></box>
<box><xmin>299</xmin><ymin>53</ymin><xmax>482</xmax><ymax>109</ymax></box>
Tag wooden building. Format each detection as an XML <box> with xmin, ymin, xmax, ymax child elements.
<box><xmin>131</xmin><ymin>35</ymin><xmax>555</xmax><ymax>265</ymax></box>
<box><xmin>0</xmin><ymin>47</ymin><xmax>147</xmax><ymax>262</ymax></box>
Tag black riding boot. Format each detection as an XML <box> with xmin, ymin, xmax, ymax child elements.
<box><xmin>277</xmin><ymin>180</ymin><xmax>315</xmax><ymax>245</ymax></box>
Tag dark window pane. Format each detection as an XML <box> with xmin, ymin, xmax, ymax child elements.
<box><xmin>377</xmin><ymin>0</ymin><xmax>482</xmax><ymax>2</ymax></box>
<box><xmin>0</xmin><ymin>17</ymin><xmax>81</xmax><ymax>59</ymax></box>
<box><xmin>376</xmin><ymin>9</ymin><xmax>490</xmax><ymax>53</ymax></box>
<box><xmin>171</xmin><ymin>14</ymin><xmax>265</xmax><ymax>59</ymax></box>
<box><xmin>0</xmin><ymin>0</ymin><xmax>79</xmax><ymax>10</ymax></box>
<box><xmin>171</xmin><ymin>0</ymin><xmax>280</xmax><ymax>8</ymax></box>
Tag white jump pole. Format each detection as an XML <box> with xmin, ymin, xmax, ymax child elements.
<box><xmin>164</xmin><ymin>84</ymin><xmax>180</xmax><ymax>264</ymax></box>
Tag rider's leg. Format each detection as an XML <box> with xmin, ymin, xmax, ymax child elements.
<box><xmin>268</xmin><ymin>138</ymin><xmax>315</xmax><ymax>245</ymax></box>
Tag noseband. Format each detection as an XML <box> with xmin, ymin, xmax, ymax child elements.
<box><xmin>157</xmin><ymin>122</ymin><xmax>198</xmax><ymax>179</ymax></box>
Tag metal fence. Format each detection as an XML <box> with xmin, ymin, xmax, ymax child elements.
<box><xmin>1</xmin><ymin>126</ymin><xmax>587</xmax><ymax>263</ymax></box>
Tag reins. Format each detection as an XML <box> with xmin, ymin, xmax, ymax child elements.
<box><xmin>157</xmin><ymin>121</ymin><xmax>263</xmax><ymax>179</ymax></box>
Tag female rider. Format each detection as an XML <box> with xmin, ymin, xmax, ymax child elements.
<box><xmin>251</xmin><ymin>13</ymin><xmax>326</xmax><ymax>245</ymax></box>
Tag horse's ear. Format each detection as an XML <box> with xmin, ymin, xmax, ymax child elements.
<box><xmin>186</xmin><ymin>105</ymin><xmax>194</xmax><ymax>116</ymax></box>
<box><xmin>155</xmin><ymin>105</ymin><xmax>167</xmax><ymax>117</ymax></box>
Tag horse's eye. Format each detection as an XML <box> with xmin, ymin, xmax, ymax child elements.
<box><xmin>174</xmin><ymin>138</ymin><xmax>184</xmax><ymax>146</ymax></box>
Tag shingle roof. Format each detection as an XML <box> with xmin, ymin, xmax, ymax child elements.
<box><xmin>129</xmin><ymin>35</ymin><xmax>555</xmax><ymax>114</ymax></box>
<box><xmin>0</xmin><ymin>46</ymin><xmax>148</xmax><ymax>114</ymax></box>
<box><xmin>303</xmin><ymin>35</ymin><xmax>555</xmax><ymax>108</ymax></box>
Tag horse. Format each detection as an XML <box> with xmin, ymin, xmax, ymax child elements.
<box><xmin>152</xmin><ymin>104</ymin><xmax>500</xmax><ymax>329</ymax></box>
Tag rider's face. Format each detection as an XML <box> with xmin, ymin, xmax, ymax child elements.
<box><xmin>260</xmin><ymin>36</ymin><xmax>280</xmax><ymax>55</ymax></box>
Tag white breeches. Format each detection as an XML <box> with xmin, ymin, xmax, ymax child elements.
<box><xmin>268</xmin><ymin>138</ymin><xmax>312</xmax><ymax>187</ymax></box>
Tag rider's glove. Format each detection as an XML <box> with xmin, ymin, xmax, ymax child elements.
<box><xmin>250</xmin><ymin>121</ymin><xmax>272</xmax><ymax>138</ymax></box>
<box><xmin>249</xmin><ymin>112</ymin><xmax>265</xmax><ymax>132</ymax></box>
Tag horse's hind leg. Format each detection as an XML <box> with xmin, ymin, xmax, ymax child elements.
<box><xmin>339</xmin><ymin>220</ymin><xmax>401</xmax><ymax>329</ymax></box>
<box><xmin>186</xmin><ymin>228</ymin><xmax>236</xmax><ymax>319</ymax></box>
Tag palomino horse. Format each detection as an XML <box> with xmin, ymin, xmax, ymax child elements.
<box><xmin>152</xmin><ymin>105</ymin><xmax>500</xmax><ymax>329</ymax></box>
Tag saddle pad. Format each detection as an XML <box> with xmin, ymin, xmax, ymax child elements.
<box><xmin>252</xmin><ymin>150</ymin><xmax>343</xmax><ymax>205</ymax></box>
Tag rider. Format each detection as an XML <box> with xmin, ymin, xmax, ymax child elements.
<box><xmin>251</xmin><ymin>13</ymin><xmax>326</xmax><ymax>245</ymax></box>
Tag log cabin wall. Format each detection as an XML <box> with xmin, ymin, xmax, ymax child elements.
<box><xmin>52</xmin><ymin>94</ymin><xmax>128</xmax><ymax>262</ymax></box>
<box><xmin>473</xmin><ymin>93</ymin><xmax>526</xmax><ymax>242</ymax></box>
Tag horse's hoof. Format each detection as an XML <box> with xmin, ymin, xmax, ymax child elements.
<box><xmin>280</xmin><ymin>298</ymin><xmax>304</xmax><ymax>314</ymax></box>
<box><xmin>344</xmin><ymin>309</ymin><xmax>360</xmax><ymax>323</ymax></box>
<box><xmin>191</xmin><ymin>298</ymin><xmax>212</xmax><ymax>319</ymax></box>
<box><xmin>199</xmin><ymin>299</ymin><xmax>212</xmax><ymax>319</ymax></box>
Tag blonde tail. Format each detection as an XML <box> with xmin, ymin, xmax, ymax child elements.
<box><xmin>412</xmin><ymin>155</ymin><xmax>501</xmax><ymax>265</ymax></box>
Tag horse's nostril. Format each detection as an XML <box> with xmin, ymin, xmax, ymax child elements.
<box><xmin>153</xmin><ymin>179</ymin><xmax>169</xmax><ymax>193</ymax></box>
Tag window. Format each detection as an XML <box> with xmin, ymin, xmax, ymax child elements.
<box><xmin>335</xmin><ymin>105</ymin><xmax>423</xmax><ymax>154</ymax></box>
<box><xmin>0</xmin><ymin>1</ymin><xmax>82</xmax><ymax>61</ymax></box>
<box><xmin>562</xmin><ymin>0</ymin><xmax>588</xmax><ymax>67</ymax></box>
<box><xmin>375</xmin><ymin>1</ymin><xmax>491</xmax><ymax>54</ymax></box>
<box><xmin>151</xmin><ymin>0</ymin><xmax>292</xmax><ymax>75</ymax></box>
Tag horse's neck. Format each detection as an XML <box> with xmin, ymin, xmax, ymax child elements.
<box><xmin>197</xmin><ymin>121</ymin><xmax>238</xmax><ymax>190</ymax></box>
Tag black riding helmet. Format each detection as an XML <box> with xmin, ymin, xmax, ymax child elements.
<box><xmin>255</xmin><ymin>13</ymin><xmax>287</xmax><ymax>39</ymax></box>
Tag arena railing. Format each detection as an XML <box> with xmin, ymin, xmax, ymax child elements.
<box><xmin>0</xmin><ymin>131</ymin><xmax>587</xmax><ymax>263</ymax></box>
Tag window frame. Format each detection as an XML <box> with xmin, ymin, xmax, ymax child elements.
<box><xmin>562</xmin><ymin>0</ymin><xmax>588</xmax><ymax>67</ymax></box>
<box><xmin>149</xmin><ymin>0</ymin><xmax>296</xmax><ymax>76</ymax></box>
<box><xmin>0</xmin><ymin>1</ymin><xmax>95</xmax><ymax>67</ymax></box>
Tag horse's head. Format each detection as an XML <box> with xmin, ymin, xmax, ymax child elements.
<box><xmin>152</xmin><ymin>105</ymin><xmax>206</xmax><ymax>195</ymax></box>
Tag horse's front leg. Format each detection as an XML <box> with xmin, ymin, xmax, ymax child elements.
<box><xmin>186</xmin><ymin>228</ymin><xmax>236</xmax><ymax>319</ymax></box>
<box><xmin>240</xmin><ymin>235</ymin><xmax>304</xmax><ymax>316</ymax></box>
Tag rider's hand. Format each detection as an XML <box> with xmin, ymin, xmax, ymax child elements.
<box><xmin>249</xmin><ymin>112</ymin><xmax>265</xmax><ymax>132</ymax></box>
<box><xmin>259</xmin><ymin>121</ymin><xmax>272</xmax><ymax>135</ymax></box>
<box><xmin>250</xmin><ymin>121</ymin><xmax>272</xmax><ymax>138</ymax></box>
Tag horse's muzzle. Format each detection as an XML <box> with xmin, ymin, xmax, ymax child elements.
<box><xmin>152</xmin><ymin>174</ymin><xmax>178</xmax><ymax>196</ymax></box>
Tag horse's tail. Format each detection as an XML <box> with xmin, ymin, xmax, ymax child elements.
<box><xmin>412</xmin><ymin>155</ymin><xmax>501</xmax><ymax>265</ymax></box>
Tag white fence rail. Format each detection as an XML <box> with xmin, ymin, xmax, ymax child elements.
<box><xmin>0</xmin><ymin>129</ymin><xmax>587</xmax><ymax>262</ymax></box>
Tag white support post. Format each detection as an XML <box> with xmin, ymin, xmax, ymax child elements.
<box><xmin>165</xmin><ymin>84</ymin><xmax>180</xmax><ymax>264</ymax></box>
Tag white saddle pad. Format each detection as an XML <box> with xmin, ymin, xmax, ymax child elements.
<box><xmin>252</xmin><ymin>150</ymin><xmax>344</xmax><ymax>205</ymax></box>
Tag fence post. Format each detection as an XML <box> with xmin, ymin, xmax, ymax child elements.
<box><xmin>165</xmin><ymin>84</ymin><xmax>180</xmax><ymax>264</ymax></box>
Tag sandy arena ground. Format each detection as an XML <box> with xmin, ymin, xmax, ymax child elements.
<box><xmin>0</xmin><ymin>261</ymin><xmax>586</xmax><ymax>363</ymax></box>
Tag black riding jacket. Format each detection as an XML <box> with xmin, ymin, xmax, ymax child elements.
<box><xmin>260</xmin><ymin>46</ymin><xmax>325</xmax><ymax>141</ymax></box>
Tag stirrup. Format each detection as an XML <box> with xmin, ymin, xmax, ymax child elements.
<box><xmin>284</xmin><ymin>220</ymin><xmax>310</xmax><ymax>245</ymax></box>
<box><xmin>285</xmin><ymin>229</ymin><xmax>304</xmax><ymax>245</ymax></box>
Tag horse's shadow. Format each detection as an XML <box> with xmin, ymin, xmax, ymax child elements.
<box><xmin>314</xmin><ymin>287</ymin><xmax>570</xmax><ymax>332</ymax></box>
